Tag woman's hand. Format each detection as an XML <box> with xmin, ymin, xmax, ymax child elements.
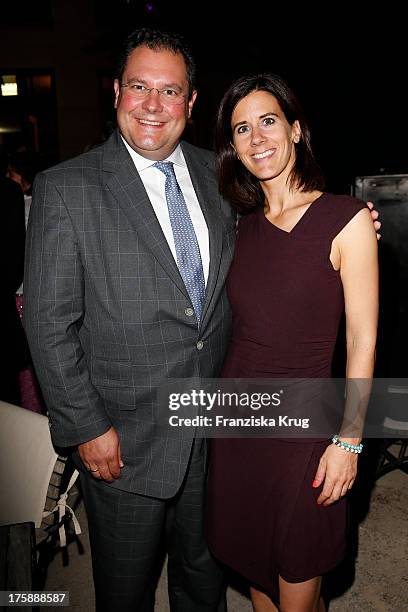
<box><xmin>312</xmin><ymin>444</ymin><xmax>358</xmax><ymax>506</ymax></box>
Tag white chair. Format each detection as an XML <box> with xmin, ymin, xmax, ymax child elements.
<box><xmin>0</xmin><ymin>400</ymin><xmax>81</xmax><ymax>545</ymax></box>
<box><xmin>0</xmin><ymin>400</ymin><xmax>58</xmax><ymax>528</ymax></box>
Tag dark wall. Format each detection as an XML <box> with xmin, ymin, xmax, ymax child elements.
<box><xmin>1</xmin><ymin>1</ymin><xmax>406</xmax><ymax>192</ymax></box>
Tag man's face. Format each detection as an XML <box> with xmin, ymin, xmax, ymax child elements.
<box><xmin>114</xmin><ymin>46</ymin><xmax>197</xmax><ymax>160</ymax></box>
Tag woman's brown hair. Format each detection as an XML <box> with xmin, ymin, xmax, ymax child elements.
<box><xmin>215</xmin><ymin>73</ymin><xmax>325</xmax><ymax>214</ymax></box>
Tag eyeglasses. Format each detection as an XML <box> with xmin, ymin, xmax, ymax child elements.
<box><xmin>120</xmin><ymin>83</ymin><xmax>187</xmax><ymax>105</ymax></box>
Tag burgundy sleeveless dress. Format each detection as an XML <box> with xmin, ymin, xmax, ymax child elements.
<box><xmin>206</xmin><ymin>193</ymin><xmax>367</xmax><ymax>601</ymax></box>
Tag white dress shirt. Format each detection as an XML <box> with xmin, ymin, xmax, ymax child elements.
<box><xmin>122</xmin><ymin>137</ymin><xmax>210</xmax><ymax>284</ymax></box>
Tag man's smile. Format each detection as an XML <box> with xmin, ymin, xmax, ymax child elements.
<box><xmin>137</xmin><ymin>118</ymin><xmax>165</xmax><ymax>127</ymax></box>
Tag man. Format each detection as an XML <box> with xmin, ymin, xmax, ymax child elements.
<box><xmin>24</xmin><ymin>28</ymin><xmax>235</xmax><ymax>612</ymax></box>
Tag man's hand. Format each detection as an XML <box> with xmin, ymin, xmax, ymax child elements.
<box><xmin>78</xmin><ymin>427</ymin><xmax>124</xmax><ymax>482</ymax></box>
<box><xmin>367</xmin><ymin>201</ymin><xmax>381</xmax><ymax>239</ymax></box>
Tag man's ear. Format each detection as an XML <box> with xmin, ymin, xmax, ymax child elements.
<box><xmin>113</xmin><ymin>79</ymin><xmax>120</xmax><ymax>109</ymax></box>
<box><xmin>187</xmin><ymin>90</ymin><xmax>198</xmax><ymax>118</ymax></box>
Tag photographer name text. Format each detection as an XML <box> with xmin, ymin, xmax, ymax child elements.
<box><xmin>168</xmin><ymin>415</ymin><xmax>310</xmax><ymax>429</ymax></box>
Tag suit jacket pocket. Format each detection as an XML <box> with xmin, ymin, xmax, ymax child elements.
<box><xmin>90</xmin><ymin>356</ymin><xmax>134</xmax><ymax>388</ymax></box>
<box><xmin>91</xmin><ymin>357</ymin><xmax>157</xmax><ymax>412</ymax></box>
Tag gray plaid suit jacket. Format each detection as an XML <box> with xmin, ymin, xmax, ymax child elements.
<box><xmin>24</xmin><ymin>130</ymin><xmax>235</xmax><ymax>498</ymax></box>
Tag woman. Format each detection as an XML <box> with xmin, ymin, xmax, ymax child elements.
<box><xmin>206</xmin><ymin>74</ymin><xmax>378</xmax><ymax>611</ymax></box>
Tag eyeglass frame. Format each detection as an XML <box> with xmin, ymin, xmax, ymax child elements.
<box><xmin>119</xmin><ymin>82</ymin><xmax>188</xmax><ymax>105</ymax></box>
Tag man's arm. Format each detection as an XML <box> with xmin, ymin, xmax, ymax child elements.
<box><xmin>24</xmin><ymin>172</ymin><xmax>112</xmax><ymax>447</ymax></box>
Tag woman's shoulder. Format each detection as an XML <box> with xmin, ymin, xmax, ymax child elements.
<box><xmin>322</xmin><ymin>192</ymin><xmax>368</xmax><ymax>215</ymax></box>
<box><xmin>310</xmin><ymin>192</ymin><xmax>369</xmax><ymax>240</ymax></box>
<box><xmin>236</xmin><ymin>208</ymin><xmax>260</xmax><ymax>229</ymax></box>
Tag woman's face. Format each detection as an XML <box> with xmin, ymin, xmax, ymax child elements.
<box><xmin>231</xmin><ymin>90</ymin><xmax>300</xmax><ymax>183</ymax></box>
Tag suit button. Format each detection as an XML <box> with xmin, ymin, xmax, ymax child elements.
<box><xmin>185</xmin><ymin>307</ymin><xmax>194</xmax><ymax>317</ymax></box>
<box><xmin>196</xmin><ymin>340</ymin><xmax>204</xmax><ymax>350</ymax></box>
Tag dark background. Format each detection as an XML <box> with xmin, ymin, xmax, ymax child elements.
<box><xmin>0</xmin><ymin>0</ymin><xmax>407</xmax><ymax>193</ymax></box>
<box><xmin>1</xmin><ymin>1</ymin><xmax>407</xmax><ymax>379</ymax></box>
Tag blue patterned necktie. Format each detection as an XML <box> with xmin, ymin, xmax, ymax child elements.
<box><xmin>154</xmin><ymin>161</ymin><xmax>206</xmax><ymax>322</ymax></box>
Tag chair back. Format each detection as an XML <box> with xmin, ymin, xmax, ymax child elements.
<box><xmin>0</xmin><ymin>400</ymin><xmax>58</xmax><ymax>527</ymax></box>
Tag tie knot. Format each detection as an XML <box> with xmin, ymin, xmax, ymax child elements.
<box><xmin>153</xmin><ymin>161</ymin><xmax>175</xmax><ymax>179</ymax></box>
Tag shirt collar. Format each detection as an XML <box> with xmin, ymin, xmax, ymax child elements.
<box><xmin>121</xmin><ymin>135</ymin><xmax>187</xmax><ymax>172</ymax></box>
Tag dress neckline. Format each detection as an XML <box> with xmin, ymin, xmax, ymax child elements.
<box><xmin>260</xmin><ymin>192</ymin><xmax>326</xmax><ymax>235</ymax></box>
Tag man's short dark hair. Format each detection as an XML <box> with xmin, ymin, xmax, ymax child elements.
<box><xmin>117</xmin><ymin>27</ymin><xmax>196</xmax><ymax>99</ymax></box>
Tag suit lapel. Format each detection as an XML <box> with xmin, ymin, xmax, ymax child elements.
<box><xmin>102</xmin><ymin>131</ymin><xmax>189</xmax><ymax>300</ymax></box>
<box><xmin>102</xmin><ymin>132</ymin><xmax>224</xmax><ymax>321</ymax></box>
<box><xmin>181</xmin><ymin>142</ymin><xmax>223</xmax><ymax>329</ymax></box>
